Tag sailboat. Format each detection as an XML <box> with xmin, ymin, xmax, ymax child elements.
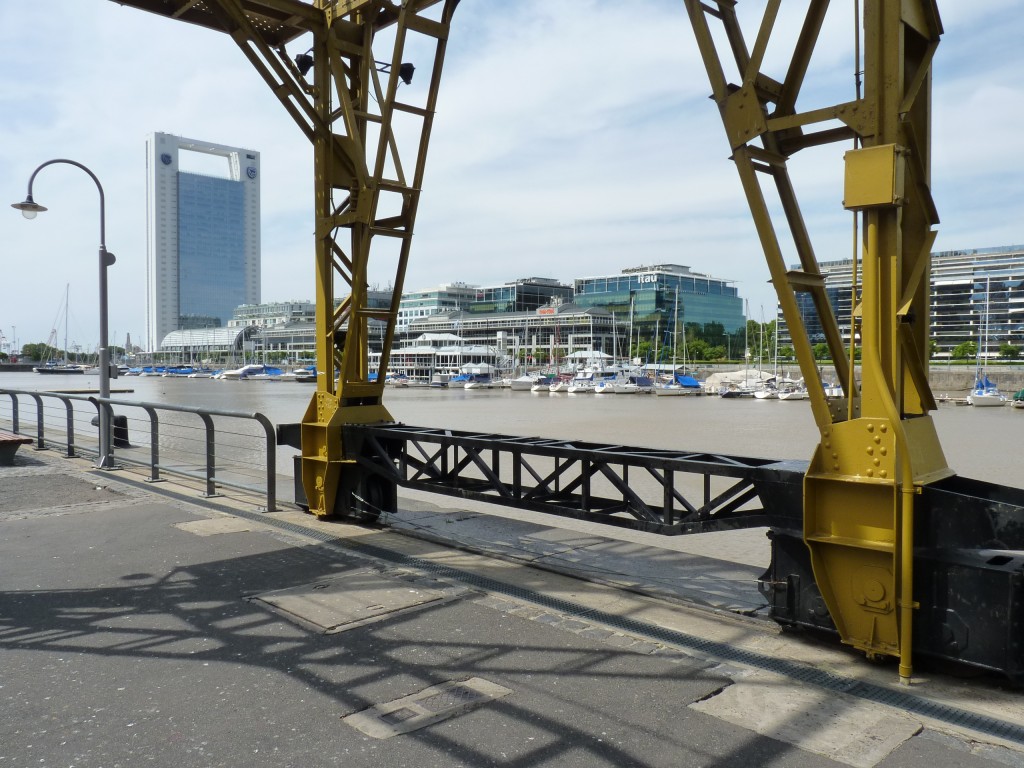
<box><xmin>34</xmin><ymin>284</ymin><xmax>86</xmax><ymax>374</ymax></box>
<box><xmin>655</xmin><ymin>288</ymin><xmax>688</xmax><ymax>396</ymax></box>
<box><xmin>967</xmin><ymin>276</ymin><xmax>1007</xmax><ymax>407</ymax></box>
<box><xmin>753</xmin><ymin>307</ymin><xmax>778</xmax><ymax>399</ymax></box>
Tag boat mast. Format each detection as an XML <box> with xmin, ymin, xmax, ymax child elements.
<box><xmin>672</xmin><ymin>287</ymin><xmax>680</xmax><ymax>378</ymax></box>
<box><xmin>628</xmin><ymin>295</ymin><xmax>635</xmax><ymax>367</ymax></box>
<box><xmin>63</xmin><ymin>283</ymin><xmax>70</xmax><ymax>365</ymax></box>
<box><xmin>974</xmin><ymin>278</ymin><xmax>991</xmax><ymax>382</ymax></box>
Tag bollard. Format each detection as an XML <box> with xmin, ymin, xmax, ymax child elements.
<box><xmin>91</xmin><ymin>414</ymin><xmax>131</xmax><ymax>448</ymax></box>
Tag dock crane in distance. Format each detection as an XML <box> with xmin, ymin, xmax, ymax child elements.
<box><xmin>109</xmin><ymin>0</ymin><xmax>1024</xmax><ymax>684</ymax></box>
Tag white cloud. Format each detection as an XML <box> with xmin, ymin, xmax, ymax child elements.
<box><xmin>1</xmin><ymin>1</ymin><xmax>1021</xmax><ymax>351</ymax></box>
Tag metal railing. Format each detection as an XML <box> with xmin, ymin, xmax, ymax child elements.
<box><xmin>0</xmin><ymin>388</ymin><xmax>277</xmax><ymax>511</ymax></box>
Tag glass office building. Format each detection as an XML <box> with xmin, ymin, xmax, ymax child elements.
<box><xmin>573</xmin><ymin>264</ymin><xmax>746</xmax><ymax>343</ymax></box>
<box><xmin>146</xmin><ymin>132</ymin><xmax>260</xmax><ymax>351</ymax></box>
<box><xmin>468</xmin><ymin>278</ymin><xmax>573</xmax><ymax>314</ymax></box>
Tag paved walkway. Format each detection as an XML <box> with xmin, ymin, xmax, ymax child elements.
<box><xmin>2</xmin><ymin>449</ymin><xmax>1024</xmax><ymax>768</ymax></box>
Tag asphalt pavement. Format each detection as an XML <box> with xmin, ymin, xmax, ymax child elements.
<box><xmin>2</xmin><ymin>447</ymin><xmax>1024</xmax><ymax>768</ymax></box>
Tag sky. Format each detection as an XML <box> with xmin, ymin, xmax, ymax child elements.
<box><xmin>2</xmin><ymin>1</ymin><xmax>1022</xmax><ymax>353</ymax></box>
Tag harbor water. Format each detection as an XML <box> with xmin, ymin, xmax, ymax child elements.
<box><xmin>1</xmin><ymin>370</ymin><xmax>1020</xmax><ymax>491</ymax></box>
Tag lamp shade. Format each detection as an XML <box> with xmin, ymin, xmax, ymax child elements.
<box><xmin>11</xmin><ymin>196</ymin><xmax>47</xmax><ymax>219</ymax></box>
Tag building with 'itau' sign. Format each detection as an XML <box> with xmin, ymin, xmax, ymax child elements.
<box><xmin>573</xmin><ymin>264</ymin><xmax>746</xmax><ymax>351</ymax></box>
<box><xmin>146</xmin><ymin>132</ymin><xmax>261</xmax><ymax>351</ymax></box>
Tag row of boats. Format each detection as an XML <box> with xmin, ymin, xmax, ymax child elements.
<box><xmin>387</xmin><ymin>368</ymin><xmax>820</xmax><ymax>398</ymax></box>
<box><xmin>122</xmin><ymin>364</ymin><xmax>317</xmax><ymax>382</ymax></box>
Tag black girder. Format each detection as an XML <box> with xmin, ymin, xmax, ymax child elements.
<box><xmin>345</xmin><ymin>422</ymin><xmax>806</xmax><ymax>535</ymax></box>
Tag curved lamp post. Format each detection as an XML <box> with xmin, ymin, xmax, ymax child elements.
<box><xmin>11</xmin><ymin>159</ymin><xmax>117</xmax><ymax>469</ymax></box>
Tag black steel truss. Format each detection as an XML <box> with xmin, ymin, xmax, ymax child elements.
<box><xmin>345</xmin><ymin>423</ymin><xmax>807</xmax><ymax>535</ymax></box>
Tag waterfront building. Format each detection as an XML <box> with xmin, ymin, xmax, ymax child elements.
<box><xmin>777</xmin><ymin>244</ymin><xmax>1024</xmax><ymax>358</ymax></box>
<box><xmin>146</xmin><ymin>132</ymin><xmax>261</xmax><ymax>351</ymax></box>
<box><xmin>408</xmin><ymin>302</ymin><xmax>619</xmax><ymax>367</ymax></box>
<box><xmin>235</xmin><ymin>290</ymin><xmax>392</xmax><ymax>362</ymax></box>
<box><xmin>572</xmin><ymin>265</ymin><xmax>746</xmax><ymax>353</ymax></box>
<box><xmin>157</xmin><ymin>326</ymin><xmax>260</xmax><ymax>364</ymax></box>
<box><xmin>228</xmin><ymin>301</ymin><xmax>316</xmax><ymax>329</ymax></box>
<box><xmin>466</xmin><ymin>277</ymin><xmax>573</xmax><ymax>315</ymax></box>
<box><xmin>397</xmin><ymin>282</ymin><xmax>478</xmax><ymax>331</ymax></box>
<box><xmin>372</xmin><ymin>333</ymin><xmax>504</xmax><ymax>382</ymax></box>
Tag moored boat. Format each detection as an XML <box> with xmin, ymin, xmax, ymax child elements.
<box><xmin>778</xmin><ymin>384</ymin><xmax>809</xmax><ymax>401</ymax></box>
<box><xmin>511</xmin><ymin>372</ymin><xmax>551</xmax><ymax>391</ymax></box>
<box><xmin>463</xmin><ymin>374</ymin><xmax>494</xmax><ymax>389</ymax></box>
<box><xmin>33</xmin><ymin>362</ymin><xmax>86</xmax><ymax>374</ymax></box>
<box><xmin>967</xmin><ymin>374</ymin><xmax>1007</xmax><ymax>407</ymax></box>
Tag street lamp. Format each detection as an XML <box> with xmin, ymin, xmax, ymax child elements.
<box><xmin>11</xmin><ymin>159</ymin><xmax>117</xmax><ymax>469</ymax></box>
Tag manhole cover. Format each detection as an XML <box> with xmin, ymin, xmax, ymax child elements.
<box><xmin>251</xmin><ymin>569</ymin><xmax>446</xmax><ymax>633</ymax></box>
<box><xmin>344</xmin><ymin>678</ymin><xmax>513</xmax><ymax>738</ymax></box>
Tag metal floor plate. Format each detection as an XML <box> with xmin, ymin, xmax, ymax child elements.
<box><xmin>343</xmin><ymin>678</ymin><xmax>514</xmax><ymax>738</ymax></box>
<box><xmin>250</xmin><ymin>568</ymin><xmax>447</xmax><ymax>633</ymax></box>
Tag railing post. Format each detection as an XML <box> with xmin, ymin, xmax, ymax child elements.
<box><xmin>198</xmin><ymin>412</ymin><xmax>219</xmax><ymax>498</ymax></box>
<box><xmin>29</xmin><ymin>393</ymin><xmax>46</xmax><ymax>450</ymax></box>
<box><xmin>9</xmin><ymin>393</ymin><xmax>19</xmax><ymax>433</ymax></box>
<box><xmin>63</xmin><ymin>398</ymin><xmax>76</xmax><ymax>457</ymax></box>
<box><xmin>253</xmin><ymin>413</ymin><xmax>277</xmax><ymax>512</ymax></box>
<box><xmin>86</xmin><ymin>396</ymin><xmax>103</xmax><ymax>462</ymax></box>
<box><xmin>141</xmin><ymin>405</ymin><xmax>163</xmax><ymax>483</ymax></box>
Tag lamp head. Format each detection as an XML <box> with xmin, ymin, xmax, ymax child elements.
<box><xmin>11</xmin><ymin>195</ymin><xmax>47</xmax><ymax>220</ymax></box>
<box><xmin>296</xmin><ymin>51</ymin><xmax>314</xmax><ymax>76</ymax></box>
<box><xmin>398</xmin><ymin>62</ymin><xmax>415</xmax><ymax>85</ymax></box>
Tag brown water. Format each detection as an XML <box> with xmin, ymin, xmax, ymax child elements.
<box><xmin>1</xmin><ymin>371</ymin><xmax>1021</xmax><ymax>488</ymax></box>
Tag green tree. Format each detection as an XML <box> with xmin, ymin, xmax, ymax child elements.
<box><xmin>779</xmin><ymin>345</ymin><xmax>794</xmax><ymax>361</ymax></box>
<box><xmin>999</xmin><ymin>342</ymin><xmax>1020</xmax><ymax>360</ymax></box>
<box><xmin>707</xmin><ymin>345</ymin><xmax>727</xmax><ymax>360</ymax></box>
<box><xmin>21</xmin><ymin>342</ymin><xmax>58</xmax><ymax>362</ymax></box>
<box><xmin>688</xmin><ymin>339</ymin><xmax>710</xmax><ymax>361</ymax></box>
<box><xmin>951</xmin><ymin>341</ymin><xmax>977</xmax><ymax>360</ymax></box>
<box><xmin>812</xmin><ymin>343</ymin><xmax>830</xmax><ymax>360</ymax></box>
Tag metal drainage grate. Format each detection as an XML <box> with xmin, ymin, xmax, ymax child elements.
<box><xmin>379</xmin><ymin>707</ymin><xmax>420</xmax><ymax>725</ymax></box>
<box><xmin>419</xmin><ymin>685</ymin><xmax>487</xmax><ymax>713</ymax></box>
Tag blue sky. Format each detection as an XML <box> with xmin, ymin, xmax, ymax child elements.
<box><xmin>2</xmin><ymin>1</ymin><xmax>1022</xmax><ymax>352</ymax></box>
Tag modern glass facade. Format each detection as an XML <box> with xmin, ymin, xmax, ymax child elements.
<box><xmin>573</xmin><ymin>265</ymin><xmax>745</xmax><ymax>345</ymax></box>
<box><xmin>468</xmin><ymin>278</ymin><xmax>573</xmax><ymax>314</ymax></box>
<box><xmin>146</xmin><ymin>132</ymin><xmax>260</xmax><ymax>350</ymax></box>
<box><xmin>178</xmin><ymin>172</ymin><xmax>246</xmax><ymax>329</ymax></box>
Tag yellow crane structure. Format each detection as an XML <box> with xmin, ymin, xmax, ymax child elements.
<box><xmin>683</xmin><ymin>0</ymin><xmax>949</xmax><ymax>681</ymax></box>
<box><xmin>108</xmin><ymin>0</ymin><xmax>1024</xmax><ymax>683</ymax></box>
<box><xmin>119</xmin><ymin>0</ymin><xmax>460</xmax><ymax>518</ymax></box>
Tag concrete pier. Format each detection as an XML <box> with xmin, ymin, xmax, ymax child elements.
<box><xmin>2</xmin><ymin>449</ymin><xmax>1024</xmax><ymax>767</ymax></box>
